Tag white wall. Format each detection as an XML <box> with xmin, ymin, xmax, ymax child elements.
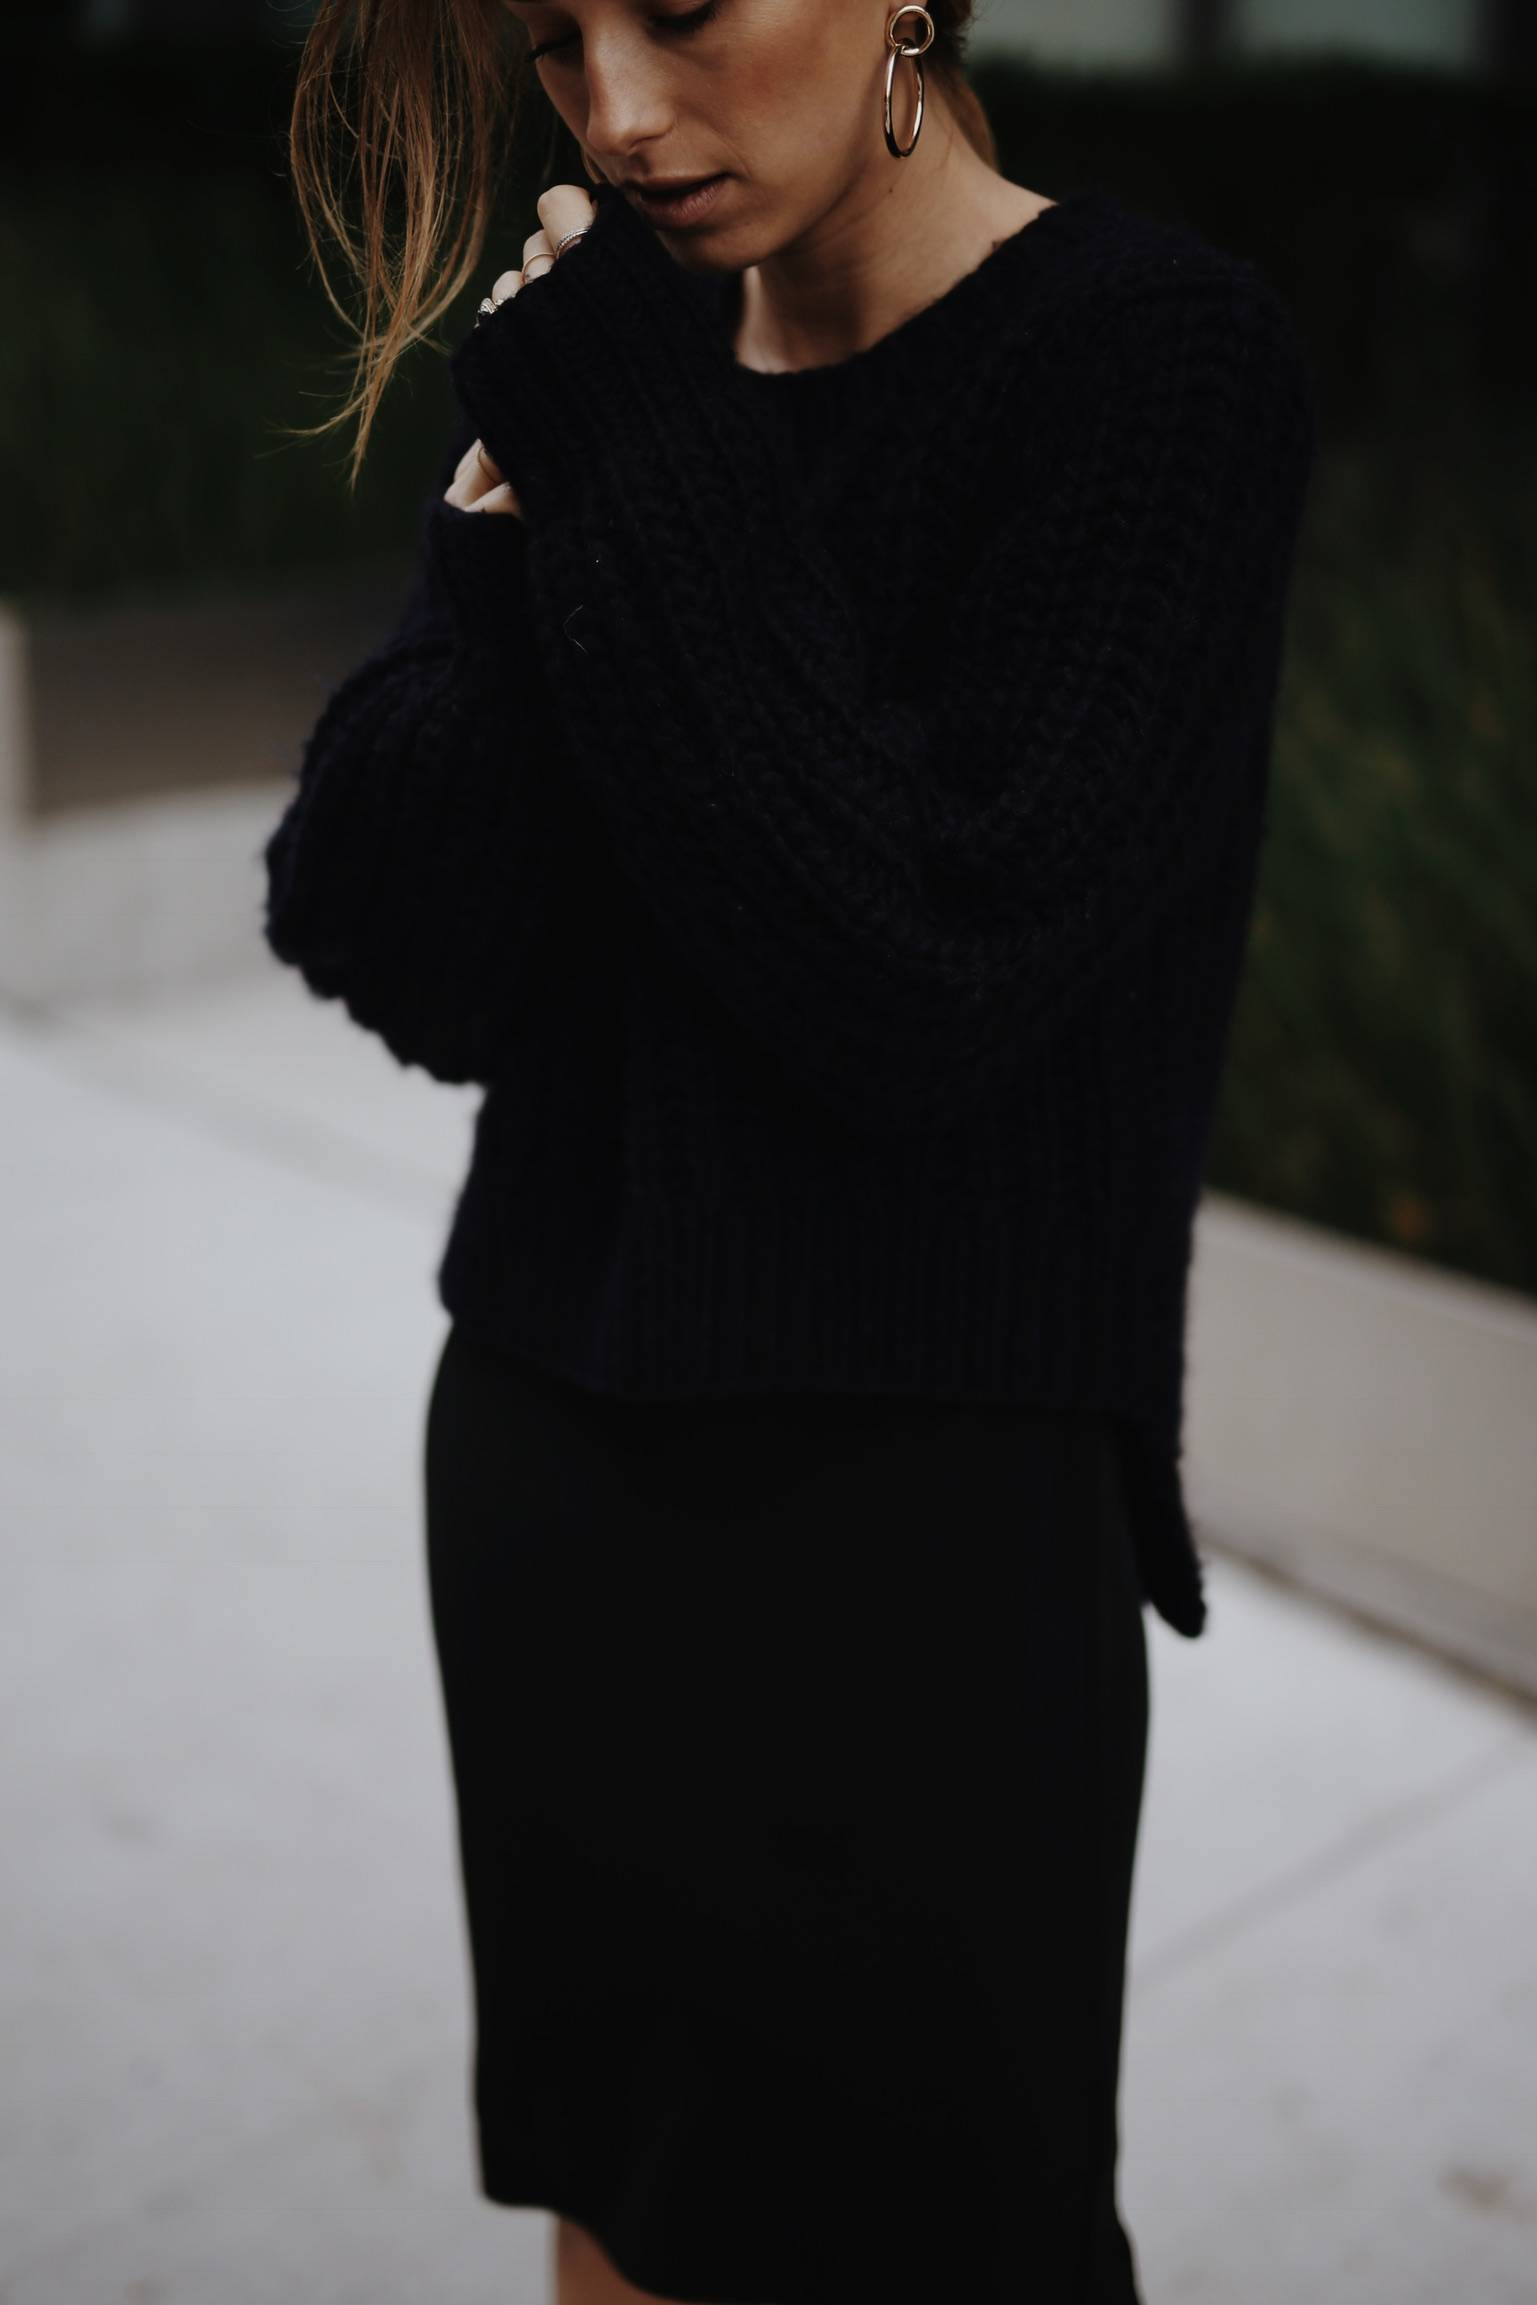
<box><xmin>971</xmin><ymin>0</ymin><xmax>1482</xmax><ymax>72</ymax></box>
<box><xmin>1236</xmin><ymin>0</ymin><xmax>1480</xmax><ymax>70</ymax></box>
<box><xmin>968</xmin><ymin>0</ymin><xmax>1176</xmax><ymax>69</ymax></box>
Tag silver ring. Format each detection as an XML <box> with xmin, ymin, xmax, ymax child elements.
<box><xmin>476</xmin><ymin>295</ymin><xmax>499</xmax><ymax>323</ymax></box>
<box><xmin>555</xmin><ymin>227</ymin><xmax>590</xmax><ymax>257</ymax></box>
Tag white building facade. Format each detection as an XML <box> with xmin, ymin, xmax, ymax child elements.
<box><xmin>970</xmin><ymin>0</ymin><xmax>1484</xmax><ymax>73</ymax></box>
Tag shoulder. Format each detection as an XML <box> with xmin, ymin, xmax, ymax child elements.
<box><xmin>1088</xmin><ymin>196</ymin><xmax>1310</xmax><ymax>409</ymax></box>
<box><xmin>1025</xmin><ymin>188</ymin><xmax>1284</xmax><ymax>312</ymax></box>
<box><xmin>997</xmin><ymin>193</ymin><xmax>1315</xmax><ymax>455</ymax></box>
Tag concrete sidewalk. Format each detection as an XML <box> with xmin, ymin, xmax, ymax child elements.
<box><xmin>3</xmin><ymin>969</ymin><xmax>1534</xmax><ymax>2305</ymax></box>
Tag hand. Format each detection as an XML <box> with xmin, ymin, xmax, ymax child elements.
<box><xmin>443</xmin><ymin>436</ymin><xmax>522</xmax><ymax>517</ymax></box>
<box><xmin>443</xmin><ymin>182</ymin><xmax>600</xmax><ymax>518</ymax></box>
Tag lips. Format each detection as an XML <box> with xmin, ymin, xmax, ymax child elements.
<box><xmin>629</xmin><ymin>174</ymin><xmax>717</xmax><ymax>195</ymax></box>
<box><xmin>623</xmin><ymin>172</ymin><xmax>731</xmax><ymax>227</ymax></box>
<box><xmin>632</xmin><ymin>179</ymin><xmax>722</xmax><ymax>207</ymax></box>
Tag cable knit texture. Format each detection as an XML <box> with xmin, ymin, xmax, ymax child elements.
<box><xmin>260</xmin><ymin>177</ymin><xmax>1317</xmax><ymax>1638</ymax></box>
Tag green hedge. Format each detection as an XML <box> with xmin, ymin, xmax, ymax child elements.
<box><xmin>1209</xmin><ymin>419</ymin><xmax>1535</xmax><ymax>1299</ymax></box>
<box><xmin>0</xmin><ymin>168</ymin><xmax>462</xmax><ymax>602</ymax></box>
<box><xmin>0</xmin><ymin>33</ymin><xmax>555</xmax><ymax>602</ymax></box>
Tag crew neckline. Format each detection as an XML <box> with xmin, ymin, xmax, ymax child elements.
<box><xmin>714</xmin><ymin>184</ymin><xmax>1118</xmax><ymax>389</ymax></box>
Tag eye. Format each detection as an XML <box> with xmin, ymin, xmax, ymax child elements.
<box><xmin>528</xmin><ymin>1</ymin><xmax>722</xmax><ymax>65</ymax></box>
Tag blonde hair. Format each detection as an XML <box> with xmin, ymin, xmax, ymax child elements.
<box><xmin>288</xmin><ymin>0</ymin><xmax>998</xmax><ymax>485</ymax></box>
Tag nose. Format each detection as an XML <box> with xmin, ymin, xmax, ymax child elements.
<box><xmin>578</xmin><ymin>35</ymin><xmax>676</xmax><ymax>172</ymax></box>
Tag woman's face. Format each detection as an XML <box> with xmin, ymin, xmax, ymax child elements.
<box><xmin>506</xmin><ymin>0</ymin><xmax>896</xmax><ymax>261</ymax></box>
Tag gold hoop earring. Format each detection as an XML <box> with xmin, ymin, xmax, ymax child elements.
<box><xmin>883</xmin><ymin>5</ymin><xmax>934</xmax><ymax>160</ymax></box>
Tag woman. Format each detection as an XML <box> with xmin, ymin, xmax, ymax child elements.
<box><xmin>263</xmin><ymin>3</ymin><xmax>1317</xmax><ymax>2299</ymax></box>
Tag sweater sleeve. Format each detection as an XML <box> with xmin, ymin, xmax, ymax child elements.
<box><xmin>448</xmin><ymin>182</ymin><xmax>1317</xmax><ymax>1132</ymax></box>
<box><xmin>259</xmin><ymin>414</ymin><xmax>584</xmax><ymax>1087</ymax></box>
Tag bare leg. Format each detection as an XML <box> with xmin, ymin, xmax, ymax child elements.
<box><xmin>553</xmin><ymin>2213</ymin><xmax>716</xmax><ymax>2305</ymax></box>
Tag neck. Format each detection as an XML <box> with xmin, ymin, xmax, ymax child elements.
<box><xmin>733</xmin><ymin>103</ymin><xmax>1044</xmax><ymax>374</ymax></box>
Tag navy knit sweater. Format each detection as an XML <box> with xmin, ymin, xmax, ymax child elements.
<box><xmin>260</xmin><ymin>176</ymin><xmax>1316</xmax><ymax>1639</ymax></box>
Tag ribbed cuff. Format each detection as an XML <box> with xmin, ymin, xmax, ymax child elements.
<box><xmin>447</xmin><ymin>179</ymin><xmax>769</xmax><ymax>536</ymax></box>
<box><xmin>422</xmin><ymin>494</ymin><xmax>533</xmax><ymax>657</ymax></box>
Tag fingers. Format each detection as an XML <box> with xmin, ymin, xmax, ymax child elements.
<box><xmin>442</xmin><ymin>437</ymin><xmax>507</xmax><ymax>510</ymax></box>
<box><xmin>442</xmin><ymin>439</ymin><xmax>482</xmax><ymax>509</ymax></box>
<box><xmin>536</xmin><ymin>180</ymin><xmax>599</xmax><ymax>255</ymax></box>
<box><xmin>466</xmin><ymin>481</ymin><xmax>522</xmax><ymax>517</ymax></box>
<box><xmin>482</xmin><ymin>232</ymin><xmax>548</xmax><ymax>310</ymax></box>
<box><xmin>488</xmin><ymin>206</ymin><xmax>561</xmax><ymax>302</ymax></box>
<box><xmin>473</xmin><ymin>180</ymin><xmax>598</xmax><ymax>322</ymax></box>
<box><xmin>442</xmin><ymin>457</ymin><xmax>477</xmax><ymax>511</ymax></box>
<box><xmin>453</xmin><ymin>181</ymin><xmax>597</xmax><ymax>514</ymax></box>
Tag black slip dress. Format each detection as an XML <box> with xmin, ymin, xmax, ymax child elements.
<box><xmin>423</xmin><ymin>1315</ymin><xmax>1150</xmax><ymax>2305</ymax></box>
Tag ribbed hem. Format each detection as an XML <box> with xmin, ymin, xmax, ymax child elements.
<box><xmin>435</xmin><ymin>1157</ymin><xmax>1208</xmax><ymax>1641</ymax></box>
<box><xmin>421</xmin><ymin>496</ymin><xmax>532</xmax><ymax>654</ymax></box>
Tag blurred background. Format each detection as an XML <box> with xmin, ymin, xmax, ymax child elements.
<box><xmin>2</xmin><ymin>4</ymin><xmax>1533</xmax><ymax>2302</ymax></box>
